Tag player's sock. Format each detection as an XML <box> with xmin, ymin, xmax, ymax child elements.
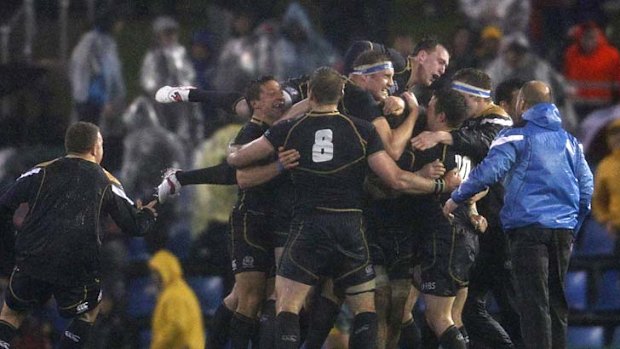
<box><xmin>458</xmin><ymin>325</ymin><xmax>470</xmax><ymax>348</ymax></box>
<box><xmin>349</xmin><ymin>312</ymin><xmax>378</xmax><ymax>349</ymax></box>
<box><xmin>0</xmin><ymin>320</ymin><xmax>17</xmax><ymax>348</ymax></box>
<box><xmin>275</xmin><ymin>311</ymin><xmax>300</xmax><ymax>349</ymax></box>
<box><xmin>230</xmin><ymin>312</ymin><xmax>256</xmax><ymax>349</ymax></box>
<box><xmin>438</xmin><ymin>325</ymin><xmax>467</xmax><ymax>349</ymax></box>
<box><xmin>58</xmin><ymin>319</ymin><xmax>93</xmax><ymax>349</ymax></box>
<box><xmin>208</xmin><ymin>302</ymin><xmax>234</xmax><ymax>348</ymax></box>
<box><xmin>258</xmin><ymin>299</ymin><xmax>276</xmax><ymax>348</ymax></box>
<box><xmin>399</xmin><ymin>318</ymin><xmax>421</xmax><ymax>348</ymax></box>
<box><xmin>304</xmin><ymin>296</ymin><xmax>340</xmax><ymax>349</ymax></box>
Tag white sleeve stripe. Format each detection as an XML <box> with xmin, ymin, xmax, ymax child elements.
<box><xmin>566</xmin><ymin>139</ymin><xmax>575</xmax><ymax>156</ymax></box>
<box><xmin>481</xmin><ymin>118</ymin><xmax>513</xmax><ymax>127</ymax></box>
<box><xmin>17</xmin><ymin>167</ymin><xmax>41</xmax><ymax>180</ymax></box>
<box><xmin>490</xmin><ymin>135</ymin><xmax>524</xmax><ymax>148</ymax></box>
<box><xmin>112</xmin><ymin>184</ymin><xmax>134</xmax><ymax>205</ymax></box>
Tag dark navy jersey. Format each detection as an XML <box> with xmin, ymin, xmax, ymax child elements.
<box><xmin>231</xmin><ymin>118</ymin><xmax>282</xmax><ymax>213</ymax></box>
<box><xmin>0</xmin><ymin>157</ymin><xmax>155</xmax><ymax>286</ymax></box>
<box><xmin>341</xmin><ymin>83</ymin><xmax>384</xmax><ymax>122</ymax></box>
<box><xmin>265</xmin><ymin>111</ymin><xmax>384</xmax><ymax>212</ymax></box>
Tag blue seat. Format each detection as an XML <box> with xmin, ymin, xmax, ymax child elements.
<box><xmin>127</xmin><ymin>237</ymin><xmax>150</xmax><ymax>261</ymax></box>
<box><xmin>166</xmin><ymin>223</ymin><xmax>192</xmax><ymax>261</ymax></box>
<box><xmin>567</xmin><ymin>326</ymin><xmax>604</xmax><ymax>348</ymax></box>
<box><xmin>574</xmin><ymin>218</ymin><xmax>614</xmax><ymax>256</ymax></box>
<box><xmin>594</xmin><ymin>270</ymin><xmax>620</xmax><ymax>311</ymax></box>
<box><xmin>611</xmin><ymin>326</ymin><xmax>620</xmax><ymax>347</ymax></box>
<box><xmin>187</xmin><ymin>276</ymin><xmax>224</xmax><ymax>317</ymax></box>
<box><xmin>126</xmin><ymin>276</ymin><xmax>157</xmax><ymax>318</ymax></box>
<box><xmin>139</xmin><ymin>329</ymin><xmax>151</xmax><ymax>349</ymax></box>
<box><xmin>565</xmin><ymin>271</ymin><xmax>588</xmax><ymax>311</ymax></box>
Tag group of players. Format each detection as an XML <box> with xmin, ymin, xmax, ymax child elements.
<box><xmin>153</xmin><ymin>36</ymin><xmax>526</xmax><ymax>349</ymax></box>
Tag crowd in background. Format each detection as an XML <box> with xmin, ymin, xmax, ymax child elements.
<box><xmin>1</xmin><ymin>0</ymin><xmax>620</xmax><ymax>348</ymax></box>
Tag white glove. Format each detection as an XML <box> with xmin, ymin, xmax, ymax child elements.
<box><xmin>154</xmin><ymin>86</ymin><xmax>195</xmax><ymax>103</ymax></box>
<box><xmin>157</xmin><ymin>169</ymin><xmax>182</xmax><ymax>203</ymax></box>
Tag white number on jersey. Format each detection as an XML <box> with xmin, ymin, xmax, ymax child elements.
<box><xmin>455</xmin><ymin>154</ymin><xmax>473</xmax><ymax>181</ymax></box>
<box><xmin>312</xmin><ymin>129</ymin><xmax>334</xmax><ymax>162</ymax></box>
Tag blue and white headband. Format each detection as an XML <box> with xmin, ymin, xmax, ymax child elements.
<box><xmin>351</xmin><ymin>61</ymin><xmax>394</xmax><ymax>75</ymax></box>
<box><xmin>451</xmin><ymin>81</ymin><xmax>491</xmax><ymax>98</ymax></box>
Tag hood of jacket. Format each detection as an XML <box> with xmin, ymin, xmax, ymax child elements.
<box><xmin>522</xmin><ymin>102</ymin><xmax>562</xmax><ymax>130</ymax></box>
<box><xmin>148</xmin><ymin>249</ymin><xmax>182</xmax><ymax>287</ymax></box>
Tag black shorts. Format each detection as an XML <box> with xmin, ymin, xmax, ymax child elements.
<box><xmin>367</xmin><ymin>226</ymin><xmax>414</xmax><ymax>281</ymax></box>
<box><xmin>419</xmin><ymin>220</ymin><xmax>478</xmax><ymax>297</ymax></box>
<box><xmin>229</xmin><ymin>208</ymin><xmax>273</xmax><ymax>274</ymax></box>
<box><xmin>278</xmin><ymin>210</ymin><xmax>375</xmax><ymax>289</ymax></box>
<box><xmin>5</xmin><ymin>266</ymin><xmax>101</xmax><ymax>318</ymax></box>
<box><xmin>271</xmin><ymin>207</ymin><xmax>292</xmax><ymax>249</ymax></box>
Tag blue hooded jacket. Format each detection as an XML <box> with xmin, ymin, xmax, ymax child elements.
<box><xmin>451</xmin><ymin>103</ymin><xmax>593</xmax><ymax>235</ymax></box>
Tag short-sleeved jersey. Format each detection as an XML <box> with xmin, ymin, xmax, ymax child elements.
<box><xmin>265</xmin><ymin>111</ymin><xmax>384</xmax><ymax>212</ymax></box>
<box><xmin>0</xmin><ymin>157</ymin><xmax>155</xmax><ymax>286</ymax></box>
<box><xmin>231</xmin><ymin>118</ymin><xmax>282</xmax><ymax>213</ymax></box>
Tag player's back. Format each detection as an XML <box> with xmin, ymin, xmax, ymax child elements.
<box><xmin>281</xmin><ymin>111</ymin><xmax>380</xmax><ymax>212</ymax></box>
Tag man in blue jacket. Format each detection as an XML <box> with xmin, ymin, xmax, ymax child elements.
<box><xmin>443</xmin><ymin>80</ymin><xmax>593</xmax><ymax>349</ymax></box>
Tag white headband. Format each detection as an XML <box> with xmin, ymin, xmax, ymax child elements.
<box><xmin>451</xmin><ymin>81</ymin><xmax>491</xmax><ymax>98</ymax></box>
<box><xmin>351</xmin><ymin>61</ymin><xmax>394</xmax><ymax>75</ymax></box>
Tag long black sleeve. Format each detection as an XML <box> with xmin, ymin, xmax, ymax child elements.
<box><xmin>188</xmin><ymin>90</ymin><xmax>244</xmax><ymax>115</ymax></box>
<box><xmin>176</xmin><ymin>162</ymin><xmax>237</xmax><ymax>186</ymax></box>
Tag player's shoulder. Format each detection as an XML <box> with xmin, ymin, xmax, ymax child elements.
<box><xmin>103</xmin><ymin>168</ymin><xmax>122</xmax><ymax>187</ymax></box>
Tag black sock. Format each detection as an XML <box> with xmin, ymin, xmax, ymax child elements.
<box><xmin>298</xmin><ymin>306</ymin><xmax>310</xmax><ymax>346</ymax></box>
<box><xmin>438</xmin><ymin>325</ymin><xmax>467</xmax><ymax>349</ymax></box>
<box><xmin>420</xmin><ymin>319</ymin><xmax>439</xmax><ymax>349</ymax></box>
<box><xmin>304</xmin><ymin>296</ymin><xmax>340</xmax><ymax>349</ymax></box>
<box><xmin>349</xmin><ymin>312</ymin><xmax>378</xmax><ymax>349</ymax></box>
<box><xmin>230</xmin><ymin>312</ymin><xmax>257</xmax><ymax>349</ymax></box>
<box><xmin>458</xmin><ymin>326</ymin><xmax>469</xmax><ymax>348</ymax></box>
<box><xmin>259</xmin><ymin>299</ymin><xmax>276</xmax><ymax>348</ymax></box>
<box><xmin>399</xmin><ymin>318</ymin><xmax>421</xmax><ymax>349</ymax></box>
<box><xmin>0</xmin><ymin>320</ymin><xmax>17</xmax><ymax>348</ymax></box>
<box><xmin>58</xmin><ymin>319</ymin><xmax>93</xmax><ymax>349</ymax></box>
<box><xmin>275</xmin><ymin>311</ymin><xmax>300</xmax><ymax>349</ymax></box>
<box><xmin>209</xmin><ymin>302</ymin><xmax>234</xmax><ymax>348</ymax></box>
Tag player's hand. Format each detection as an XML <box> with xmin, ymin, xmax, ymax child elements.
<box><xmin>383</xmin><ymin>96</ymin><xmax>406</xmax><ymax>116</ymax></box>
<box><xmin>467</xmin><ymin>187</ymin><xmax>490</xmax><ymax>204</ymax></box>
<box><xmin>443</xmin><ymin>169</ymin><xmax>462</xmax><ymax>192</ymax></box>
<box><xmin>277</xmin><ymin>147</ymin><xmax>300</xmax><ymax>170</ymax></box>
<box><xmin>411</xmin><ymin>131</ymin><xmax>439</xmax><ymax>151</ymax></box>
<box><xmin>157</xmin><ymin>168</ymin><xmax>181</xmax><ymax>203</ymax></box>
<box><xmin>400</xmin><ymin>91</ymin><xmax>419</xmax><ymax>115</ymax></box>
<box><xmin>137</xmin><ymin>199</ymin><xmax>158</xmax><ymax>217</ymax></box>
<box><xmin>470</xmin><ymin>214</ymin><xmax>488</xmax><ymax>233</ymax></box>
<box><xmin>418</xmin><ymin>159</ymin><xmax>445</xmax><ymax>179</ymax></box>
<box><xmin>442</xmin><ymin>198</ymin><xmax>458</xmax><ymax>220</ymax></box>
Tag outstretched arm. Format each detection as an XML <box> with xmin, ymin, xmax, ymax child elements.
<box><xmin>227</xmin><ymin>136</ymin><xmax>276</xmax><ymax>169</ymax></box>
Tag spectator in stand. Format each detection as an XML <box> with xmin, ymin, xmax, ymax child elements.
<box><xmin>592</xmin><ymin>118</ymin><xmax>620</xmax><ymax>256</ymax></box>
<box><xmin>475</xmin><ymin>25</ymin><xmax>502</xmax><ymax>70</ymax></box>
<box><xmin>140</xmin><ymin>16</ymin><xmax>204</xmax><ymax>153</ymax></box>
<box><xmin>447</xmin><ymin>25</ymin><xmax>480</xmax><ymax>76</ymax></box>
<box><xmin>486</xmin><ymin>33</ymin><xmax>567</xmax><ymax>105</ymax></box>
<box><xmin>69</xmin><ymin>7</ymin><xmax>125</xmax><ymax>126</ymax></box>
<box><xmin>148</xmin><ymin>249</ymin><xmax>205</xmax><ymax>349</ymax></box>
<box><xmin>563</xmin><ymin>21</ymin><xmax>620</xmax><ymax>122</ymax></box>
<box><xmin>457</xmin><ymin>0</ymin><xmax>529</xmax><ymax>35</ymax></box>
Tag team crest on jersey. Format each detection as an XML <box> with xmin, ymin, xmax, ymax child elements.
<box><xmin>242</xmin><ymin>256</ymin><xmax>255</xmax><ymax>268</ymax></box>
<box><xmin>365</xmin><ymin>265</ymin><xmax>374</xmax><ymax>275</ymax></box>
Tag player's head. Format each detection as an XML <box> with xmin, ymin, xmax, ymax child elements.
<box><xmin>427</xmin><ymin>88</ymin><xmax>468</xmax><ymax>131</ymax></box>
<box><xmin>351</xmin><ymin>50</ymin><xmax>394</xmax><ymax>102</ymax></box>
<box><xmin>494</xmin><ymin>78</ymin><xmax>525</xmax><ymax>120</ymax></box>
<box><xmin>65</xmin><ymin>122</ymin><xmax>104</xmax><ymax>164</ymax></box>
<box><xmin>245</xmin><ymin>76</ymin><xmax>285</xmax><ymax>122</ymax></box>
<box><xmin>407</xmin><ymin>36</ymin><xmax>450</xmax><ymax>88</ymax></box>
<box><xmin>451</xmin><ymin>68</ymin><xmax>492</xmax><ymax>117</ymax></box>
<box><xmin>515</xmin><ymin>80</ymin><xmax>552</xmax><ymax>122</ymax></box>
<box><xmin>309</xmin><ymin>67</ymin><xmax>345</xmax><ymax>105</ymax></box>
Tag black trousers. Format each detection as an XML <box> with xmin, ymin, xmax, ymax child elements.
<box><xmin>463</xmin><ymin>226</ymin><xmax>521</xmax><ymax>349</ymax></box>
<box><xmin>508</xmin><ymin>227</ymin><xmax>573</xmax><ymax>349</ymax></box>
